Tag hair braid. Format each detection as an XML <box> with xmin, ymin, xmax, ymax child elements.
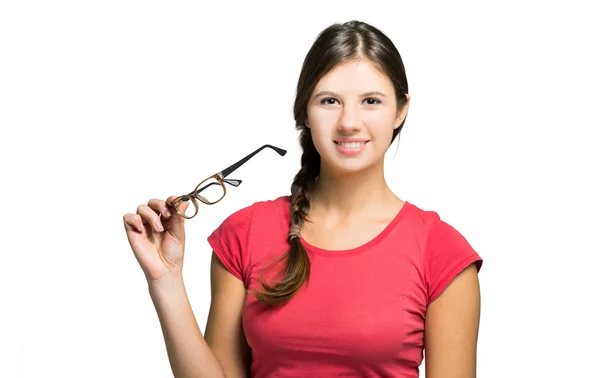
<box><xmin>250</xmin><ymin>129</ymin><xmax>319</xmax><ymax>307</ymax></box>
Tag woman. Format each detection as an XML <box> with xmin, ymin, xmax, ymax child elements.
<box><xmin>124</xmin><ymin>20</ymin><xmax>483</xmax><ymax>378</ymax></box>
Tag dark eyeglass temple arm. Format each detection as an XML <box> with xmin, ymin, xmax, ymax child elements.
<box><xmin>220</xmin><ymin>144</ymin><xmax>287</xmax><ymax>178</ymax></box>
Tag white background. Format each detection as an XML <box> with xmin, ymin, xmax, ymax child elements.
<box><xmin>1</xmin><ymin>1</ymin><xmax>599</xmax><ymax>377</ymax></box>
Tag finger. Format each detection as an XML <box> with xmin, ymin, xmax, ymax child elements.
<box><xmin>136</xmin><ymin>204</ymin><xmax>164</xmax><ymax>233</ymax></box>
<box><xmin>147</xmin><ymin>198</ymin><xmax>171</xmax><ymax>218</ymax></box>
<box><xmin>165</xmin><ymin>196</ymin><xmax>189</xmax><ymax>220</ymax></box>
<box><xmin>123</xmin><ymin>213</ymin><xmax>145</xmax><ymax>233</ymax></box>
<box><xmin>165</xmin><ymin>197</ymin><xmax>189</xmax><ymax>241</ymax></box>
<box><xmin>166</xmin><ymin>197</ymin><xmax>189</xmax><ymax>217</ymax></box>
<box><xmin>165</xmin><ymin>195</ymin><xmax>179</xmax><ymax>210</ymax></box>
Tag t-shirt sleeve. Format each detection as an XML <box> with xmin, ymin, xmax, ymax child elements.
<box><xmin>424</xmin><ymin>217</ymin><xmax>483</xmax><ymax>305</ymax></box>
<box><xmin>207</xmin><ymin>204</ymin><xmax>254</xmax><ymax>284</ymax></box>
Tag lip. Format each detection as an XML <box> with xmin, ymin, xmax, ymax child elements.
<box><xmin>334</xmin><ymin>140</ymin><xmax>369</xmax><ymax>156</ymax></box>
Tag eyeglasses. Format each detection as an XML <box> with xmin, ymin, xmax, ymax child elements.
<box><xmin>171</xmin><ymin>144</ymin><xmax>287</xmax><ymax>219</ymax></box>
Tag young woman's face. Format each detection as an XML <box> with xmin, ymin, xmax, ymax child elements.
<box><xmin>305</xmin><ymin>59</ymin><xmax>408</xmax><ymax>175</ymax></box>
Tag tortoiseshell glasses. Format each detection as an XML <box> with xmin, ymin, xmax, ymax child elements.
<box><xmin>171</xmin><ymin>144</ymin><xmax>287</xmax><ymax>219</ymax></box>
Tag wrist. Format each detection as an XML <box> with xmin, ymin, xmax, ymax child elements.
<box><xmin>147</xmin><ymin>271</ymin><xmax>185</xmax><ymax>292</ymax></box>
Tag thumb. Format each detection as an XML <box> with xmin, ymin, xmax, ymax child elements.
<box><xmin>166</xmin><ymin>196</ymin><xmax>190</xmax><ymax>241</ymax></box>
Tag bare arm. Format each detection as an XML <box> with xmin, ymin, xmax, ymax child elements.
<box><xmin>204</xmin><ymin>251</ymin><xmax>251</xmax><ymax>377</ymax></box>
<box><xmin>148</xmin><ymin>252</ymin><xmax>250</xmax><ymax>378</ymax></box>
<box><xmin>424</xmin><ymin>262</ymin><xmax>481</xmax><ymax>378</ymax></box>
<box><xmin>149</xmin><ymin>273</ymin><xmax>225</xmax><ymax>378</ymax></box>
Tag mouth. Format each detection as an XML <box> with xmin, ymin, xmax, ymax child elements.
<box><xmin>333</xmin><ymin>140</ymin><xmax>370</xmax><ymax>156</ymax></box>
<box><xmin>334</xmin><ymin>140</ymin><xmax>370</xmax><ymax>149</ymax></box>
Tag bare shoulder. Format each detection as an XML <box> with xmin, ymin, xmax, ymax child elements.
<box><xmin>204</xmin><ymin>251</ymin><xmax>250</xmax><ymax>378</ymax></box>
<box><xmin>424</xmin><ymin>262</ymin><xmax>481</xmax><ymax>378</ymax></box>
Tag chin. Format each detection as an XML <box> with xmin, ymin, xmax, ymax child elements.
<box><xmin>325</xmin><ymin>157</ymin><xmax>379</xmax><ymax>176</ymax></box>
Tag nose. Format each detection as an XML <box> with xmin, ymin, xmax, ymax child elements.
<box><xmin>337</xmin><ymin>104</ymin><xmax>361</xmax><ymax>133</ymax></box>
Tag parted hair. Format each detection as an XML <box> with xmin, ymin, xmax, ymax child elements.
<box><xmin>248</xmin><ymin>20</ymin><xmax>409</xmax><ymax>307</ymax></box>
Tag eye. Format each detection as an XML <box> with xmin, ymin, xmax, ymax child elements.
<box><xmin>320</xmin><ymin>97</ymin><xmax>339</xmax><ymax>106</ymax></box>
<box><xmin>364</xmin><ymin>97</ymin><xmax>381</xmax><ymax>105</ymax></box>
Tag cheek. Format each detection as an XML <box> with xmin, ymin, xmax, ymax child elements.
<box><xmin>308</xmin><ymin>107</ymin><xmax>339</xmax><ymax>128</ymax></box>
<box><xmin>311</xmin><ymin>129</ymin><xmax>332</xmax><ymax>149</ymax></box>
<box><xmin>364</xmin><ymin>112</ymin><xmax>397</xmax><ymax>137</ymax></box>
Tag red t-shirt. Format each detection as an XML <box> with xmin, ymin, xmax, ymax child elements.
<box><xmin>207</xmin><ymin>195</ymin><xmax>483</xmax><ymax>377</ymax></box>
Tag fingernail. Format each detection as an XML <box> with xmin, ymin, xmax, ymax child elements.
<box><xmin>155</xmin><ymin>222</ymin><xmax>164</xmax><ymax>232</ymax></box>
<box><xmin>164</xmin><ymin>210</ymin><xmax>171</xmax><ymax>217</ymax></box>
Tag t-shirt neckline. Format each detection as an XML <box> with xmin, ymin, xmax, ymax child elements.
<box><xmin>279</xmin><ymin>196</ymin><xmax>412</xmax><ymax>258</ymax></box>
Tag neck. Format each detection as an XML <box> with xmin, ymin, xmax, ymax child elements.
<box><xmin>309</xmin><ymin>160</ymin><xmax>397</xmax><ymax>217</ymax></box>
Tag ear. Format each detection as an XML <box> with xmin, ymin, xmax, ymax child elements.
<box><xmin>304</xmin><ymin>118</ymin><xmax>310</xmax><ymax>129</ymax></box>
<box><xmin>394</xmin><ymin>93</ymin><xmax>410</xmax><ymax>129</ymax></box>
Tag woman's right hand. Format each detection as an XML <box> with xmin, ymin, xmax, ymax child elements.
<box><xmin>123</xmin><ymin>196</ymin><xmax>189</xmax><ymax>284</ymax></box>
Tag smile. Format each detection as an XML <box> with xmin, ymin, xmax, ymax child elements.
<box><xmin>335</xmin><ymin>141</ymin><xmax>366</xmax><ymax>149</ymax></box>
<box><xmin>334</xmin><ymin>140</ymin><xmax>369</xmax><ymax>156</ymax></box>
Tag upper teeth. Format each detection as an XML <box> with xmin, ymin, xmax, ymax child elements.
<box><xmin>339</xmin><ymin>141</ymin><xmax>364</xmax><ymax>148</ymax></box>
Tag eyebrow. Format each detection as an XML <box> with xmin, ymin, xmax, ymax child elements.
<box><xmin>313</xmin><ymin>90</ymin><xmax>388</xmax><ymax>98</ymax></box>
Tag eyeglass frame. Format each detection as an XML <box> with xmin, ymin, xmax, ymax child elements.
<box><xmin>171</xmin><ymin>144</ymin><xmax>287</xmax><ymax>219</ymax></box>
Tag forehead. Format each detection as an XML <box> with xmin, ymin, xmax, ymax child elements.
<box><xmin>314</xmin><ymin>59</ymin><xmax>393</xmax><ymax>94</ymax></box>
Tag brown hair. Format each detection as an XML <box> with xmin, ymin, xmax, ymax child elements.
<box><xmin>249</xmin><ymin>20</ymin><xmax>409</xmax><ymax>307</ymax></box>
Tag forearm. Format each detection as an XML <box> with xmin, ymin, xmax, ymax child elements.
<box><xmin>148</xmin><ymin>274</ymin><xmax>224</xmax><ymax>378</ymax></box>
